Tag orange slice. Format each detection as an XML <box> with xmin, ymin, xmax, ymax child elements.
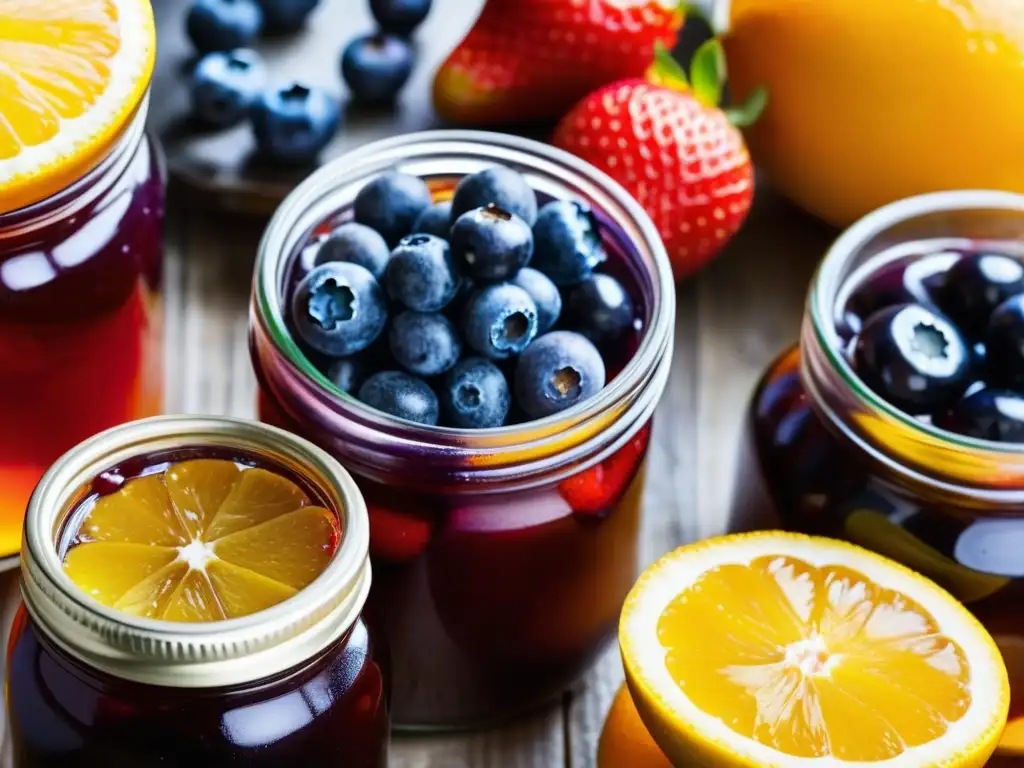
<box><xmin>0</xmin><ymin>0</ymin><xmax>156</xmax><ymax>214</ymax></box>
<box><xmin>64</xmin><ymin>459</ymin><xmax>340</xmax><ymax>623</ymax></box>
<box><xmin>620</xmin><ymin>532</ymin><xmax>1009</xmax><ymax>768</ymax></box>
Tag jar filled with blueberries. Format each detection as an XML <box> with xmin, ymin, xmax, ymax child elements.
<box><xmin>732</xmin><ymin>191</ymin><xmax>1024</xmax><ymax>758</ymax></box>
<box><xmin>249</xmin><ymin>131</ymin><xmax>674</xmax><ymax>729</ymax></box>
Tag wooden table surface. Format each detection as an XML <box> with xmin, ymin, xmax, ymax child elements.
<box><xmin>0</xmin><ymin>179</ymin><xmax>837</xmax><ymax>766</ymax></box>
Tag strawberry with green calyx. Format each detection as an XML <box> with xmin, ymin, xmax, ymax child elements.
<box><xmin>553</xmin><ymin>39</ymin><xmax>766</xmax><ymax>279</ymax></box>
<box><xmin>433</xmin><ymin>0</ymin><xmax>685</xmax><ymax>128</ymax></box>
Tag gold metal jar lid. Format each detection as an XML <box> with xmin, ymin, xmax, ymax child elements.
<box><xmin>20</xmin><ymin>415</ymin><xmax>371</xmax><ymax>689</ymax></box>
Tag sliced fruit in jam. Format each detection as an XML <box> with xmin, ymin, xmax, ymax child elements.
<box><xmin>64</xmin><ymin>459</ymin><xmax>340</xmax><ymax>622</ymax></box>
<box><xmin>559</xmin><ymin>423</ymin><xmax>651</xmax><ymax>515</ymax></box>
<box><xmin>363</xmin><ymin>484</ymin><xmax>434</xmax><ymax>564</ymax></box>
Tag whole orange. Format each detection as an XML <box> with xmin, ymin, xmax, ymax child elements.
<box><xmin>597</xmin><ymin>684</ymin><xmax>671</xmax><ymax>768</ymax></box>
<box><xmin>717</xmin><ymin>0</ymin><xmax>1024</xmax><ymax>226</ymax></box>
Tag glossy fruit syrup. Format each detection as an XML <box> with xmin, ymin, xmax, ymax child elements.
<box><xmin>6</xmin><ymin>446</ymin><xmax>390</xmax><ymax>767</ymax></box>
<box><xmin>0</xmin><ymin>133</ymin><xmax>165</xmax><ymax>558</ymax></box>
<box><xmin>733</xmin><ymin>242</ymin><xmax>1024</xmax><ymax>756</ymax></box>
<box><xmin>259</xmin><ymin>179</ymin><xmax>652</xmax><ymax>727</ymax></box>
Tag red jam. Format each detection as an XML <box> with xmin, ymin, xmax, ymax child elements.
<box><xmin>0</xmin><ymin>127</ymin><xmax>165</xmax><ymax>558</ymax></box>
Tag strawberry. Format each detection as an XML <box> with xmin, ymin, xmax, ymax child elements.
<box><xmin>363</xmin><ymin>483</ymin><xmax>437</xmax><ymax>564</ymax></box>
<box><xmin>552</xmin><ymin>40</ymin><xmax>766</xmax><ymax>279</ymax></box>
<box><xmin>560</xmin><ymin>422</ymin><xmax>652</xmax><ymax>516</ymax></box>
<box><xmin>433</xmin><ymin>0</ymin><xmax>683</xmax><ymax>127</ymax></box>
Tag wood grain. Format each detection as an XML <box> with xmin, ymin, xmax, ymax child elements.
<box><xmin>0</xmin><ymin>183</ymin><xmax>830</xmax><ymax>766</ymax></box>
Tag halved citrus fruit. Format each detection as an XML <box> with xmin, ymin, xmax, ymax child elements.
<box><xmin>620</xmin><ymin>532</ymin><xmax>1009</xmax><ymax>767</ymax></box>
<box><xmin>0</xmin><ymin>0</ymin><xmax>156</xmax><ymax>214</ymax></box>
<box><xmin>64</xmin><ymin>459</ymin><xmax>341</xmax><ymax>622</ymax></box>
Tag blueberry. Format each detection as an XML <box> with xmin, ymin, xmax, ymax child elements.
<box><xmin>935</xmin><ymin>251</ymin><xmax>1024</xmax><ymax>337</ymax></box>
<box><xmin>413</xmin><ymin>202</ymin><xmax>453</xmax><ymax>239</ymax></box>
<box><xmin>853</xmin><ymin>303</ymin><xmax>970</xmax><ymax>415</ymax></box>
<box><xmin>370</xmin><ymin>0</ymin><xmax>432</xmax><ymax>35</ymax></box>
<box><xmin>341</xmin><ymin>34</ymin><xmax>414</xmax><ymax>105</ymax></box>
<box><xmin>844</xmin><ymin>250</ymin><xmax>960</xmax><ymax>325</ymax></box>
<box><xmin>531</xmin><ymin>200</ymin><xmax>606</xmax><ymax>286</ymax></box>
<box><xmin>389</xmin><ymin>311</ymin><xmax>462</xmax><ymax>376</ymax></box>
<box><xmin>256</xmin><ymin>0</ymin><xmax>319</xmax><ymax>30</ymax></box>
<box><xmin>325</xmin><ymin>357</ymin><xmax>365</xmax><ymax>394</ymax></box>
<box><xmin>935</xmin><ymin>388</ymin><xmax>1024</xmax><ymax>442</ymax></box>
<box><xmin>190</xmin><ymin>49</ymin><xmax>266</xmax><ymax>127</ymax></box>
<box><xmin>984</xmin><ymin>293</ymin><xmax>1024</xmax><ymax>388</ymax></box>
<box><xmin>357</xmin><ymin>370</ymin><xmax>439</xmax><ymax>425</ymax></box>
<box><xmin>440</xmin><ymin>357</ymin><xmax>510</xmax><ymax>428</ymax></box>
<box><xmin>450</xmin><ymin>205</ymin><xmax>533</xmax><ymax>283</ymax></box>
<box><xmin>565</xmin><ymin>274</ymin><xmax>634</xmax><ymax>343</ymax></box>
<box><xmin>449</xmin><ymin>167</ymin><xmax>538</xmax><ymax>227</ymax></box>
<box><xmin>313</xmin><ymin>222</ymin><xmax>390</xmax><ymax>280</ymax></box>
<box><xmin>385</xmin><ymin>234</ymin><xmax>459</xmax><ymax>311</ymax></box>
<box><xmin>514</xmin><ymin>331</ymin><xmax>606</xmax><ymax>419</ymax></box>
<box><xmin>186</xmin><ymin>0</ymin><xmax>263</xmax><ymax>53</ymax></box>
<box><xmin>251</xmin><ymin>83</ymin><xmax>340</xmax><ymax>163</ymax></box>
<box><xmin>354</xmin><ymin>172</ymin><xmax>432</xmax><ymax>247</ymax></box>
<box><xmin>463</xmin><ymin>283</ymin><xmax>539</xmax><ymax>360</ymax></box>
<box><xmin>512</xmin><ymin>268</ymin><xmax>560</xmax><ymax>334</ymax></box>
<box><xmin>291</xmin><ymin>262</ymin><xmax>387</xmax><ymax>356</ymax></box>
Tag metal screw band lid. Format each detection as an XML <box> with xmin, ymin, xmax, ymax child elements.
<box><xmin>20</xmin><ymin>415</ymin><xmax>371</xmax><ymax>689</ymax></box>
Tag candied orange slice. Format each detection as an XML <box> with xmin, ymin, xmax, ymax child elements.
<box><xmin>0</xmin><ymin>0</ymin><xmax>156</xmax><ymax>214</ymax></box>
<box><xmin>620</xmin><ymin>532</ymin><xmax>1009</xmax><ymax>768</ymax></box>
<box><xmin>63</xmin><ymin>459</ymin><xmax>339</xmax><ymax>623</ymax></box>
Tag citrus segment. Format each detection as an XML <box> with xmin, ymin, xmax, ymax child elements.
<box><xmin>63</xmin><ymin>542</ymin><xmax>177</xmax><ymax>605</ymax></box>
<box><xmin>204</xmin><ymin>468</ymin><xmax>310</xmax><ymax>540</ymax></box>
<box><xmin>80</xmin><ymin>474</ymin><xmax>188</xmax><ymax>546</ymax></box>
<box><xmin>0</xmin><ymin>0</ymin><xmax>156</xmax><ymax>213</ymax></box>
<box><xmin>621</xmin><ymin>533</ymin><xmax>1009</xmax><ymax>768</ymax></box>
<box><xmin>162</xmin><ymin>569</ymin><xmax>225</xmax><ymax>623</ymax></box>
<box><xmin>213</xmin><ymin>507</ymin><xmax>339</xmax><ymax>590</ymax></box>
<box><xmin>164</xmin><ymin>459</ymin><xmax>242</xmax><ymax>539</ymax></box>
<box><xmin>63</xmin><ymin>459</ymin><xmax>338</xmax><ymax>623</ymax></box>
<box><xmin>207</xmin><ymin>560</ymin><xmax>298</xmax><ymax>618</ymax></box>
<box><xmin>112</xmin><ymin>560</ymin><xmax>187</xmax><ymax>619</ymax></box>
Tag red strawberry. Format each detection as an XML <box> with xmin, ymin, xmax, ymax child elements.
<box><xmin>560</xmin><ymin>422</ymin><xmax>652</xmax><ymax>515</ymax></box>
<box><xmin>368</xmin><ymin>504</ymin><xmax>434</xmax><ymax>564</ymax></box>
<box><xmin>553</xmin><ymin>40</ymin><xmax>766</xmax><ymax>279</ymax></box>
<box><xmin>433</xmin><ymin>0</ymin><xmax>683</xmax><ymax>127</ymax></box>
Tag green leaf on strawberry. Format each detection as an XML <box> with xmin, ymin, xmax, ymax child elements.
<box><xmin>726</xmin><ymin>86</ymin><xmax>769</xmax><ymax>128</ymax></box>
<box><xmin>690</xmin><ymin>38</ymin><xmax>726</xmax><ymax>107</ymax></box>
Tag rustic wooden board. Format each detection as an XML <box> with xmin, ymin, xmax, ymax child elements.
<box><xmin>0</xmin><ymin>183</ymin><xmax>835</xmax><ymax>765</ymax></box>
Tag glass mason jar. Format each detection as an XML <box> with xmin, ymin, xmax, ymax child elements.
<box><xmin>250</xmin><ymin>131</ymin><xmax>675</xmax><ymax>729</ymax></box>
<box><xmin>0</xmin><ymin>96</ymin><xmax>166</xmax><ymax>564</ymax></box>
<box><xmin>7</xmin><ymin>416</ymin><xmax>389</xmax><ymax>766</ymax></box>
<box><xmin>732</xmin><ymin>190</ymin><xmax>1024</xmax><ymax>758</ymax></box>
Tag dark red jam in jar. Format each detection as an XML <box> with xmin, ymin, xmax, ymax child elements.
<box><xmin>732</xmin><ymin>191</ymin><xmax>1024</xmax><ymax>757</ymax></box>
<box><xmin>0</xmin><ymin>102</ymin><xmax>166</xmax><ymax>561</ymax></box>
<box><xmin>250</xmin><ymin>131</ymin><xmax>674</xmax><ymax>728</ymax></box>
<box><xmin>8</xmin><ymin>416</ymin><xmax>389</xmax><ymax>766</ymax></box>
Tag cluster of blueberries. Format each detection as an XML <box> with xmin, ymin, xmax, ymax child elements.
<box><xmin>186</xmin><ymin>0</ymin><xmax>432</xmax><ymax>161</ymax></box>
<box><xmin>845</xmin><ymin>249</ymin><xmax>1024</xmax><ymax>442</ymax></box>
<box><xmin>289</xmin><ymin>165</ymin><xmax>637</xmax><ymax>428</ymax></box>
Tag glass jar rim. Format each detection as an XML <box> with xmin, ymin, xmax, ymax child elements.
<box><xmin>21</xmin><ymin>415</ymin><xmax>371</xmax><ymax>689</ymax></box>
<box><xmin>0</xmin><ymin>97</ymin><xmax>150</xmax><ymax>230</ymax></box>
<box><xmin>252</xmin><ymin>130</ymin><xmax>675</xmax><ymax>488</ymax></box>
<box><xmin>806</xmin><ymin>189</ymin><xmax>1024</xmax><ymax>497</ymax></box>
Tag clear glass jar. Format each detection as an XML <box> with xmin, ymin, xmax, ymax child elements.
<box><xmin>0</xmin><ymin>100</ymin><xmax>166</xmax><ymax>563</ymax></box>
<box><xmin>733</xmin><ymin>190</ymin><xmax>1024</xmax><ymax>757</ymax></box>
<box><xmin>250</xmin><ymin>131</ymin><xmax>675</xmax><ymax>729</ymax></box>
<box><xmin>7</xmin><ymin>416</ymin><xmax>389</xmax><ymax>766</ymax></box>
